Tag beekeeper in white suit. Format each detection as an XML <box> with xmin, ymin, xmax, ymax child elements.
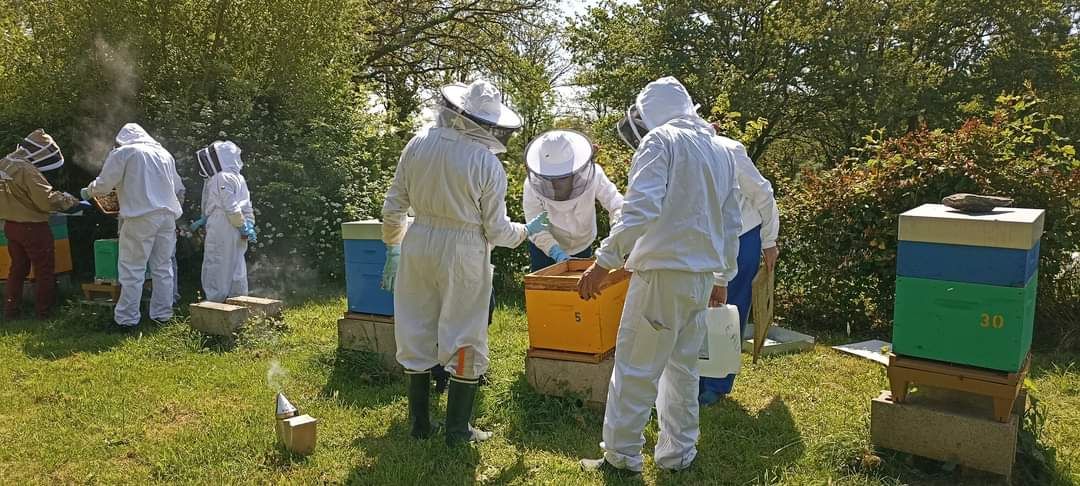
<box><xmin>381</xmin><ymin>80</ymin><xmax>550</xmax><ymax>446</ymax></box>
<box><xmin>522</xmin><ymin>130</ymin><xmax>623</xmax><ymax>271</ymax></box>
<box><xmin>82</xmin><ymin>123</ymin><xmax>184</xmax><ymax>329</ymax></box>
<box><xmin>189</xmin><ymin>141</ymin><xmax>255</xmax><ymax>303</ymax></box>
<box><xmin>577</xmin><ymin>77</ymin><xmax>742</xmax><ymax>474</ymax></box>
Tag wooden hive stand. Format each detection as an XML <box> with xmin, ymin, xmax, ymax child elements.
<box><xmin>82</xmin><ymin>282</ymin><xmax>121</xmax><ymax>303</ymax></box>
<box><xmin>527</xmin><ymin>346</ymin><xmax>615</xmax><ymax>364</ymax></box>
<box><xmin>887</xmin><ymin>353</ymin><xmax>1030</xmax><ymax>423</ymax></box>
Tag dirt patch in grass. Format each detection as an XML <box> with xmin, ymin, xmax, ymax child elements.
<box><xmin>143</xmin><ymin>401</ymin><xmax>200</xmax><ymax>440</ymax></box>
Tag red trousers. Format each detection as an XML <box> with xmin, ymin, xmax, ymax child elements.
<box><xmin>3</xmin><ymin>221</ymin><xmax>56</xmax><ymax>319</ymax></box>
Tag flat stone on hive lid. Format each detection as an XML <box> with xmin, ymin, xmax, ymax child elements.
<box><xmin>942</xmin><ymin>193</ymin><xmax>1014</xmax><ymax>213</ymax></box>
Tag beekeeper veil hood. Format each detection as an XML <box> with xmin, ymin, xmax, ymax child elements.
<box><xmin>635</xmin><ymin>76</ymin><xmax>704</xmax><ymax>130</ymax></box>
<box><xmin>12</xmin><ymin>129</ymin><xmax>65</xmax><ymax>172</ymax></box>
<box><xmin>115</xmin><ymin>123</ymin><xmax>161</xmax><ymax>147</ymax></box>
<box><xmin>524</xmin><ymin>129</ymin><xmax>595</xmax><ymax>202</ymax></box>
<box><xmin>196</xmin><ymin>140</ymin><xmax>243</xmax><ymax>178</ymax></box>
<box><xmin>436</xmin><ymin>80</ymin><xmax>523</xmax><ymax>154</ymax></box>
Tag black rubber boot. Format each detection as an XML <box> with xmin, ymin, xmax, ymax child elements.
<box><xmin>445</xmin><ymin>378</ymin><xmax>492</xmax><ymax>446</ymax></box>
<box><xmin>407</xmin><ymin>371</ymin><xmax>434</xmax><ymax>439</ymax></box>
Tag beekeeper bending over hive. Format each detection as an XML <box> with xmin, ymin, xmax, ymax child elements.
<box><xmin>381</xmin><ymin>80</ymin><xmax>551</xmax><ymax>446</ymax></box>
<box><xmin>82</xmin><ymin>124</ymin><xmax>184</xmax><ymax>329</ymax></box>
<box><xmin>189</xmin><ymin>141</ymin><xmax>256</xmax><ymax>303</ymax></box>
<box><xmin>577</xmin><ymin>77</ymin><xmax>741</xmax><ymax>474</ymax></box>
<box><xmin>522</xmin><ymin>130</ymin><xmax>623</xmax><ymax>271</ymax></box>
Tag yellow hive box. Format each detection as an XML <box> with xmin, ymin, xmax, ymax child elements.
<box><xmin>524</xmin><ymin>260</ymin><xmax>631</xmax><ymax>356</ymax></box>
<box><xmin>0</xmin><ymin>238</ymin><xmax>72</xmax><ymax>279</ymax></box>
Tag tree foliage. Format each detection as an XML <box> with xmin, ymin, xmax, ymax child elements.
<box><xmin>567</xmin><ymin>0</ymin><xmax>1080</xmax><ymax>173</ymax></box>
<box><xmin>780</xmin><ymin>90</ymin><xmax>1079</xmax><ymax>343</ymax></box>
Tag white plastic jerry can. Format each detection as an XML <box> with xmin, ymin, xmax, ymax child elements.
<box><xmin>698</xmin><ymin>305</ymin><xmax>741</xmax><ymax>379</ymax></box>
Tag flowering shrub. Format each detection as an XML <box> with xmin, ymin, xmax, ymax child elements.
<box><xmin>779</xmin><ymin>89</ymin><xmax>1079</xmax><ymax>346</ymax></box>
<box><xmin>141</xmin><ymin>88</ymin><xmax>404</xmax><ymax>281</ymax></box>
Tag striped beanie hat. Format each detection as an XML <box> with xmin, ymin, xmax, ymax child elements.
<box><xmin>17</xmin><ymin>129</ymin><xmax>65</xmax><ymax>172</ymax></box>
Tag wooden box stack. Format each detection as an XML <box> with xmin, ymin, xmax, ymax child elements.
<box><xmin>523</xmin><ymin>260</ymin><xmax>630</xmax><ymax>404</ymax></box>
<box><xmin>872</xmin><ymin>203</ymin><xmax>1045</xmax><ymax>480</ymax></box>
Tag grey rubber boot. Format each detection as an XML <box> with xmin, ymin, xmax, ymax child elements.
<box><xmin>407</xmin><ymin>371</ymin><xmax>434</xmax><ymax>439</ymax></box>
<box><xmin>445</xmin><ymin>378</ymin><xmax>492</xmax><ymax>446</ymax></box>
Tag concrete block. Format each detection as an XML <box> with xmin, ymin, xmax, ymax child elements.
<box><xmin>189</xmin><ymin>302</ymin><xmax>250</xmax><ymax>336</ymax></box>
<box><xmin>526</xmin><ymin>355</ymin><xmax>614</xmax><ymax>404</ymax></box>
<box><xmin>337</xmin><ymin>315</ymin><xmax>400</xmax><ymax>371</ymax></box>
<box><xmin>871</xmin><ymin>390</ymin><xmax>1018</xmax><ymax>478</ymax></box>
<box><xmin>371</xmin><ymin>319</ymin><xmax>400</xmax><ymax>371</ymax></box>
<box><xmin>338</xmin><ymin>317</ymin><xmax>377</xmax><ymax>352</ymax></box>
<box><xmin>225</xmin><ymin>296</ymin><xmax>284</xmax><ymax>319</ymax></box>
<box><xmin>277</xmin><ymin>414</ymin><xmax>317</xmax><ymax>455</ymax></box>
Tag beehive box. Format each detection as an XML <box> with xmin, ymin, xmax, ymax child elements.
<box><xmin>0</xmin><ymin>215</ymin><xmax>72</xmax><ymax>279</ymax></box>
<box><xmin>524</xmin><ymin>260</ymin><xmax>630</xmax><ymax>356</ymax></box>
<box><xmin>342</xmin><ymin>220</ymin><xmax>394</xmax><ymax>316</ymax></box>
<box><xmin>893</xmin><ymin>274</ymin><xmax>1036</xmax><ymax>372</ymax></box>
<box><xmin>94</xmin><ymin>239</ymin><xmax>120</xmax><ymax>282</ymax></box>
<box><xmin>893</xmin><ymin>204</ymin><xmax>1044</xmax><ymax>372</ymax></box>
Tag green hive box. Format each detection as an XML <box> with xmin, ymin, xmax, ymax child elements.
<box><xmin>893</xmin><ymin>274</ymin><xmax>1036</xmax><ymax>372</ymax></box>
<box><xmin>94</xmin><ymin>239</ymin><xmax>120</xmax><ymax>282</ymax></box>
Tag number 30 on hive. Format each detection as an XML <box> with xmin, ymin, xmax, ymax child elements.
<box><xmin>980</xmin><ymin>313</ymin><xmax>1005</xmax><ymax>329</ymax></box>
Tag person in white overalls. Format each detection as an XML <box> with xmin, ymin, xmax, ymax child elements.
<box><xmin>522</xmin><ymin>130</ymin><xmax>623</xmax><ymax>271</ymax></box>
<box><xmin>381</xmin><ymin>80</ymin><xmax>551</xmax><ymax>445</ymax></box>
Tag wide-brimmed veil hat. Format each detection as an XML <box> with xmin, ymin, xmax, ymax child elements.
<box><xmin>524</xmin><ymin>129</ymin><xmax>596</xmax><ymax>202</ymax></box>
<box><xmin>440</xmin><ymin>81</ymin><xmax>523</xmax><ymax>130</ymax></box>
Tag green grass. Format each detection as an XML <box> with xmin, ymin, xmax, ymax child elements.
<box><xmin>0</xmin><ymin>292</ymin><xmax>1077</xmax><ymax>485</ymax></box>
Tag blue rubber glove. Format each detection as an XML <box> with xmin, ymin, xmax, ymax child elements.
<box><xmin>381</xmin><ymin>245</ymin><xmax>401</xmax><ymax>292</ymax></box>
<box><xmin>60</xmin><ymin>200</ymin><xmax>93</xmax><ymax>215</ymax></box>
<box><xmin>241</xmin><ymin>220</ymin><xmax>258</xmax><ymax>243</ymax></box>
<box><xmin>549</xmin><ymin>245</ymin><xmax>571</xmax><ymax>263</ymax></box>
<box><xmin>525</xmin><ymin>211</ymin><xmax>551</xmax><ymax>236</ymax></box>
<box><xmin>80</xmin><ymin>187</ymin><xmax>91</xmax><ymax>200</ymax></box>
<box><xmin>188</xmin><ymin>216</ymin><xmax>208</xmax><ymax>232</ymax></box>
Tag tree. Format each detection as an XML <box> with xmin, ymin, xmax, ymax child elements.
<box><xmin>567</xmin><ymin>0</ymin><xmax>1080</xmax><ymax>172</ymax></box>
<box><xmin>351</xmin><ymin>0</ymin><xmax>550</xmax><ymax>123</ymax></box>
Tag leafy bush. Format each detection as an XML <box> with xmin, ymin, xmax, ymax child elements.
<box><xmin>779</xmin><ymin>89</ymin><xmax>1079</xmax><ymax>346</ymax></box>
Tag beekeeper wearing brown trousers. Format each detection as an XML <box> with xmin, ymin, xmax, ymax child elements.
<box><xmin>1</xmin><ymin>129</ymin><xmax>85</xmax><ymax>320</ymax></box>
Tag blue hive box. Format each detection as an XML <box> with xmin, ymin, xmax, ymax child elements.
<box><xmin>343</xmin><ymin>220</ymin><xmax>394</xmax><ymax>316</ymax></box>
<box><xmin>897</xmin><ymin>240</ymin><xmax>1040</xmax><ymax>287</ymax></box>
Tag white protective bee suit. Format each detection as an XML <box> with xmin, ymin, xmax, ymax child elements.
<box><xmin>592</xmin><ymin>77</ymin><xmax>742</xmax><ymax>472</ymax></box>
<box><xmin>717</xmin><ymin>137</ymin><xmax>779</xmax><ymax>249</ymax></box>
<box><xmin>197</xmin><ymin>141</ymin><xmax>253</xmax><ymax>302</ymax></box>
<box><xmin>85</xmin><ymin>124</ymin><xmax>184</xmax><ymax>326</ymax></box>
<box><xmin>382</xmin><ymin>87</ymin><xmax>529</xmax><ymax>381</ymax></box>
<box><xmin>522</xmin><ymin>136</ymin><xmax>623</xmax><ymax>259</ymax></box>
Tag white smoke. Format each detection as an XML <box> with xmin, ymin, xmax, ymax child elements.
<box><xmin>74</xmin><ymin>37</ymin><xmax>139</xmax><ymax>174</ymax></box>
<box><xmin>266</xmin><ymin>359</ymin><xmax>288</xmax><ymax>392</ymax></box>
<box><xmin>247</xmin><ymin>255</ymin><xmax>319</xmax><ymax>300</ymax></box>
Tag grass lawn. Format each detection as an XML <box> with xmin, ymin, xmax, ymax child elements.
<box><xmin>1</xmin><ymin>291</ymin><xmax>1077</xmax><ymax>485</ymax></box>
